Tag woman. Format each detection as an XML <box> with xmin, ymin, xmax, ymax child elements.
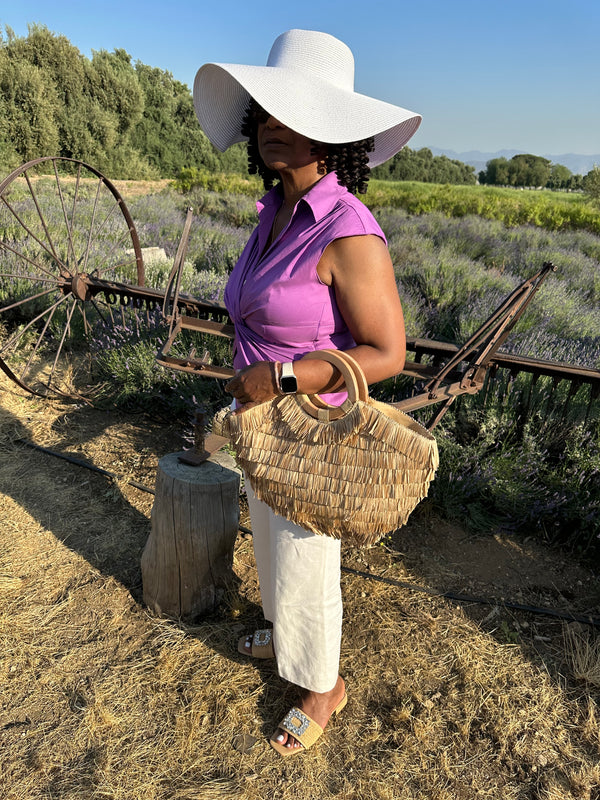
<box><xmin>193</xmin><ymin>29</ymin><xmax>421</xmax><ymax>756</ymax></box>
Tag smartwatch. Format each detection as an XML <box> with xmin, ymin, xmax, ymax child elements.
<box><xmin>279</xmin><ymin>361</ymin><xmax>298</xmax><ymax>394</ymax></box>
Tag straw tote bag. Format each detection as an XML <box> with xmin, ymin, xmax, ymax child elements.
<box><xmin>220</xmin><ymin>349</ymin><xmax>439</xmax><ymax>546</ymax></box>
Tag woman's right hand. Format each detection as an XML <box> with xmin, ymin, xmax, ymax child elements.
<box><xmin>225</xmin><ymin>361</ymin><xmax>280</xmax><ymax>412</ymax></box>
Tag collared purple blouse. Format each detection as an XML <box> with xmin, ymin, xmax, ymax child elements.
<box><xmin>224</xmin><ymin>171</ymin><xmax>386</xmax><ymax>373</ymax></box>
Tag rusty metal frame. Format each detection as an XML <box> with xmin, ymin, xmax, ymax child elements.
<box><xmin>392</xmin><ymin>262</ymin><xmax>558</xmax><ymax>427</ymax></box>
<box><xmin>1</xmin><ymin>167</ymin><xmax>597</xmax><ymax>425</ymax></box>
<box><xmin>152</xmin><ymin>254</ymin><xmax>569</xmax><ymax>429</ymax></box>
<box><xmin>154</xmin><ymin>207</ymin><xmax>235</xmax><ymax>379</ymax></box>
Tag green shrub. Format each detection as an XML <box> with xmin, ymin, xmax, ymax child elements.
<box><xmin>172</xmin><ymin>167</ymin><xmax>262</xmax><ymax>197</ymax></box>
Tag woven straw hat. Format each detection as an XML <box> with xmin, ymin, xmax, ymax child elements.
<box><xmin>193</xmin><ymin>29</ymin><xmax>422</xmax><ymax>168</ymax></box>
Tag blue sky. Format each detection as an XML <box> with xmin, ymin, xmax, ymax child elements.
<box><xmin>3</xmin><ymin>0</ymin><xmax>599</xmax><ymax>156</ymax></box>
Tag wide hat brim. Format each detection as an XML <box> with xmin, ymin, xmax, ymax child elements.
<box><xmin>193</xmin><ymin>62</ymin><xmax>422</xmax><ymax>168</ymax></box>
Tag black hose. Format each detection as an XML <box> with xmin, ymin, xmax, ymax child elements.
<box><xmin>16</xmin><ymin>438</ymin><xmax>155</xmax><ymax>494</ymax></box>
<box><xmin>16</xmin><ymin>439</ymin><xmax>600</xmax><ymax>628</ymax></box>
<box><xmin>340</xmin><ymin>565</ymin><xmax>600</xmax><ymax>628</ymax></box>
<box><xmin>239</xmin><ymin>525</ymin><xmax>600</xmax><ymax>628</ymax></box>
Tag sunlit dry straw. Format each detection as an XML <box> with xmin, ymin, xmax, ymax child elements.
<box><xmin>564</xmin><ymin>622</ymin><xmax>600</xmax><ymax>687</ymax></box>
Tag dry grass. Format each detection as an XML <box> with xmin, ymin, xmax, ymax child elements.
<box><xmin>14</xmin><ymin>172</ymin><xmax>173</xmax><ymax>199</ymax></box>
<box><xmin>1</xmin><ymin>378</ymin><xmax>599</xmax><ymax>800</ymax></box>
<box><xmin>564</xmin><ymin>625</ymin><xmax>600</xmax><ymax>688</ymax></box>
<box><xmin>111</xmin><ymin>179</ymin><xmax>173</xmax><ymax>198</ymax></box>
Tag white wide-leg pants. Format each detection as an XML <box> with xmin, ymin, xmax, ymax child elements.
<box><xmin>245</xmin><ymin>481</ymin><xmax>342</xmax><ymax>693</ymax></box>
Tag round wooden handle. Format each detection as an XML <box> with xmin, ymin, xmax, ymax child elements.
<box><xmin>296</xmin><ymin>349</ymin><xmax>368</xmax><ymax>420</ymax></box>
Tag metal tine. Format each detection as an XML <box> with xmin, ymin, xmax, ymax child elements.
<box><xmin>426</xmin><ymin>262</ymin><xmax>556</xmax><ymax>396</ymax></box>
<box><xmin>163</xmin><ymin>207</ymin><xmax>194</xmax><ymax>331</ymax></box>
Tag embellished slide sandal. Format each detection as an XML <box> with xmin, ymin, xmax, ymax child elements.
<box><xmin>237</xmin><ymin>628</ymin><xmax>275</xmax><ymax>659</ymax></box>
<box><xmin>270</xmin><ymin>693</ymin><xmax>348</xmax><ymax>756</ymax></box>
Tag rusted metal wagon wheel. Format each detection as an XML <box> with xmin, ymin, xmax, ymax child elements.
<box><xmin>0</xmin><ymin>157</ymin><xmax>146</xmax><ymax>398</ymax></box>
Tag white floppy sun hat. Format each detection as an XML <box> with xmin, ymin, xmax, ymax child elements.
<box><xmin>193</xmin><ymin>29</ymin><xmax>421</xmax><ymax>168</ymax></box>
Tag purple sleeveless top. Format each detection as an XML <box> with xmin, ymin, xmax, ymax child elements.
<box><xmin>224</xmin><ymin>171</ymin><xmax>386</xmax><ymax>395</ymax></box>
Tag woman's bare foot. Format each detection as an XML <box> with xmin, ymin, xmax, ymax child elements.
<box><xmin>273</xmin><ymin>675</ymin><xmax>346</xmax><ymax>751</ymax></box>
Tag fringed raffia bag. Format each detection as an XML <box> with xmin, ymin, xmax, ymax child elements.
<box><xmin>220</xmin><ymin>349</ymin><xmax>439</xmax><ymax>546</ymax></box>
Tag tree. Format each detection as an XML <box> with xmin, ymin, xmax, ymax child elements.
<box><xmin>547</xmin><ymin>163</ymin><xmax>572</xmax><ymax>190</ymax></box>
<box><xmin>480</xmin><ymin>154</ymin><xmax>555</xmax><ymax>188</ymax></box>
<box><xmin>507</xmin><ymin>154</ymin><xmax>551</xmax><ymax>187</ymax></box>
<box><xmin>372</xmin><ymin>147</ymin><xmax>476</xmax><ymax>184</ymax></box>
<box><xmin>582</xmin><ymin>166</ymin><xmax>600</xmax><ymax>200</ymax></box>
<box><xmin>0</xmin><ymin>49</ymin><xmax>60</xmax><ymax>161</ymax></box>
<box><xmin>85</xmin><ymin>49</ymin><xmax>153</xmax><ymax>178</ymax></box>
<box><xmin>479</xmin><ymin>157</ymin><xmax>510</xmax><ymax>186</ymax></box>
<box><xmin>131</xmin><ymin>63</ymin><xmax>224</xmax><ymax>176</ymax></box>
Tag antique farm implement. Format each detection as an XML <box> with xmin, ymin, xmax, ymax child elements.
<box><xmin>0</xmin><ymin>157</ymin><xmax>598</xmax><ymax>429</ymax></box>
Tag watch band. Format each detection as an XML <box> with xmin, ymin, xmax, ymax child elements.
<box><xmin>279</xmin><ymin>361</ymin><xmax>298</xmax><ymax>394</ymax></box>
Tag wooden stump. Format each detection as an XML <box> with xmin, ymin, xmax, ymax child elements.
<box><xmin>141</xmin><ymin>449</ymin><xmax>240</xmax><ymax>619</ymax></box>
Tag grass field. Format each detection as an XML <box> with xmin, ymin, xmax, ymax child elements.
<box><xmin>1</xmin><ymin>378</ymin><xmax>599</xmax><ymax>799</ymax></box>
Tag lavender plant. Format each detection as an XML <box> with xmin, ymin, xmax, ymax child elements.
<box><xmin>430</xmin><ymin>402</ymin><xmax>600</xmax><ymax>555</ymax></box>
<box><xmin>89</xmin><ymin>306</ymin><xmax>228</xmax><ymax>418</ymax></box>
<box><xmin>375</xmin><ymin>209</ymin><xmax>600</xmax><ymax>368</ymax></box>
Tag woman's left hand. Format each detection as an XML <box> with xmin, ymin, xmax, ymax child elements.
<box><xmin>225</xmin><ymin>361</ymin><xmax>279</xmax><ymax>411</ymax></box>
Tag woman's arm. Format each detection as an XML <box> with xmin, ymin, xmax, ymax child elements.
<box><xmin>226</xmin><ymin>234</ymin><xmax>405</xmax><ymax>405</ymax></box>
<box><xmin>315</xmin><ymin>233</ymin><xmax>405</xmax><ymax>386</ymax></box>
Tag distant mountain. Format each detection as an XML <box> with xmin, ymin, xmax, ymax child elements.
<box><xmin>428</xmin><ymin>148</ymin><xmax>600</xmax><ymax>176</ymax></box>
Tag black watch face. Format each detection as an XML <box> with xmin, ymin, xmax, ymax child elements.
<box><xmin>280</xmin><ymin>375</ymin><xmax>297</xmax><ymax>393</ymax></box>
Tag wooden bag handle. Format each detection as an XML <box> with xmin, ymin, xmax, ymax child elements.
<box><xmin>296</xmin><ymin>349</ymin><xmax>369</xmax><ymax>421</ymax></box>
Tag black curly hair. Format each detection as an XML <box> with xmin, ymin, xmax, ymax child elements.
<box><xmin>240</xmin><ymin>99</ymin><xmax>374</xmax><ymax>195</ymax></box>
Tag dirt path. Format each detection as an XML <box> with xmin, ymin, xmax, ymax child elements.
<box><xmin>1</xmin><ymin>380</ymin><xmax>599</xmax><ymax>799</ymax></box>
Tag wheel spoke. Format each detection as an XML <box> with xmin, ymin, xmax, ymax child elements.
<box><xmin>0</xmin><ymin>239</ymin><xmax>58</xmax><ymax>280</ymax></box>
<box><xmin>0</xmin><ymin>272</ymin><xmax>57</xmax><ymax>284</ymax></box>
<box><xmin>53</xmin><ymin>159</ymin><xmax>79</xmax><ymax>271</ymax></box>
<box><xmin>80</xmin><ymin>177</ymin><xmax>104</xmax><ymax>275</ymax></box>
<box><xmin>24</xmin><ymin>170</ymin><xmax>61</xmax><ymax>262</ymax></box>
<box><xmin>88</xmin><ymin>190</ymin><xmax>121</xmax><ymax>242</ymax></box>
<box><xmin>90</xmin><ymin>252</ymin><xmax>141</xmax><ymax>279</ymax></box>
<box><xmin>63</xmin><ymin>307</ymin><xmax>98</xmax><ymax>388</ymax></box>
<box><xmin>65</xmin><ymin>162</ymin><xmax>83</xmax><ymax>272</ymax></box>
<box><xmin>47</xmin><ymin>296</ymin><xmax>78</xmax><ymax>388</ymax></box>
<box><xmin>86</xmin><ymin>211</ymin><xmax>139</xmax><ymax>279</ymax></box>
<box><xmin>20</xmin><ymin>300</ymin><xmax>61</xmax><ymax>380</ymax></box>
<box><xmin>0</xmin><ymin>286</ymin><xmax>58</xmax><ymax>313</ymax></box>
<box><xmin>1</xmin><ymin>293</ymin><xmax>70</xmax><ymax>354</ymax></box>
<box><xmin>0</xmin><ymin>196</ymin><xmax>66</xmax><ymax>273</ymax></box>
<box><xmin>0</xmin><ymin>157</ymin><xmax>145</xmax><ymax>396</ymax></box>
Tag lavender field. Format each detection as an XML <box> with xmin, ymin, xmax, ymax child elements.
<box><xmin>1</xmin><ymin>177</ymin><xmax>598</xmax><ymax>555</ymax></box>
